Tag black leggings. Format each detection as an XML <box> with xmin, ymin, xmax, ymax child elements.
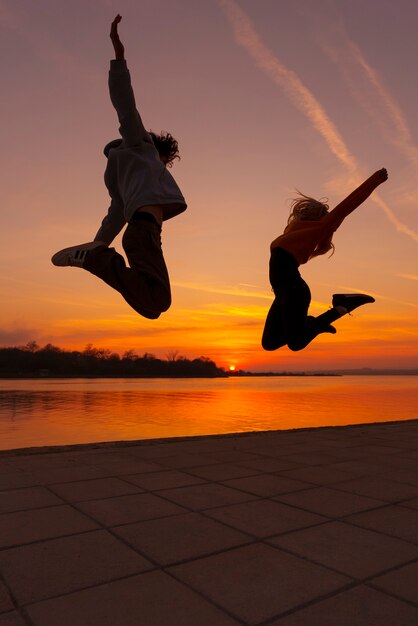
<box><xmin>262</xmin><ymin>247</ymin><xmax>339</xmax><ymax>351</ymax></box>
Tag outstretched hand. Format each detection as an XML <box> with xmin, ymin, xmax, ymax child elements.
<box><xmin>110</xmin><ymin>14</ymin><xmax>125</xmax><ymax>60</ymax></box>
<box><xmin>374</xmin><ymin>168</ymin><xmax>388</xmax><ymax>183</ymax></box>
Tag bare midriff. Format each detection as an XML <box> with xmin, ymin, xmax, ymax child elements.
<box><xmin>270</xmin><ymin>220</ymin><xmax>328</xmax><ymax>266</ymax></box>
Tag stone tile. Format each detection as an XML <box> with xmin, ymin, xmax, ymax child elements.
<box><xmin>125</xmin><ymin>445</ymin><xmax>191</xmax><ymax>460</ymax></box>
<box><xmin>346</xmin><ymin>504</ymin><xmax>418</xmax><ymax>544</ymax></box>
<box><xmin>0</xmin><ymin>505</ymin><xmax>98</xmax><ymax>549</ymax></box>
<box><xmin>26</xmin><ymin>571</ymin><xmax>239</xmax><ymax>626</ymax></box>
<box><xmin>240</xmin><ymin>444</ymin><xmax>307</xmax><ymax>458</ymax></box>
<box><xmin>0</xmin><ymin>581</ymin><xmax>13</xmax><ymax>614</ymax></box>
<box><xmin>114</xmin><ymin>512</ymin><xmax>251</xmax><ymax>566</ymax></box>
<box><xmin>332</xmin><ymin>477</ymin><xmax>418</xmax><ymax>502</ymax></box>
<box><xmin>325</xmin><ymin>448</ymin><xmax>375</xmax><ymax>461</ymax></box>
<box><xmin>0</xmin><ymin>487</ymin><xmax>63</xmax><ymax>513</ymax></box>
<box><xmin>68</xmin><ymin>450</ymin><xmax>133</xmax><ymax>465</ymax></box>
<box><xmin>402</xmin><ymin>497</ymin><xmax>418</xmax><ymax>510</ymax></box>
<box><xmin>152</xmin><ymin>443</ymin><xmax>208</xmax><ymax>456</ymax></box>
<box><xmin>270</xmin><ymin>521</ymin><xmax>418</xmax><ymax>578</ymax></box>
<box><xmin>271</xmin><ymin>585</ymin><xmax>418</xmax><ymax>625</ymax></box>
<box><xmin>8</xmin><ymin>454</ymin><xmax>83</xmax><ymax>471</ymax></box>
<box><xmin>0</xmin><ymin>613</ymin><xmax>27</xmax><ymax>626</ymax></box>
<box><xmin>402</xmin><ymin>450</ymin><xmax>418</xmax><ymax>460</ymax></box>
<box><xmin>206</xmin><ymin>499</ymin><xmax>327</xmax><ymax>538</ymax></box>
<box><xmin>157</xmin><ymin>454</ymin><xmax>222</xmax><ymax>468</ymax></box>
<box><xmin>31</xmin><ymin>466</ymin><xmax>122</xmax><ymax>485</ymax></box>
<box><xmin>323</xmin><ymin>460</ymin><xmax>382</xmax><ymax>477</ymax></box>
<box><xmin>239</xmin><ymin>457</ymin><xmax>301</xmax><ymax>472</ymax></box>
<box><xmin>49</xmin><ymin>477</ymin><xmax>142</xmax><ymax>502</ymax></box>
<box><xmin>0</xmin><ymin>472</ymin><xmax>40</xmax><ymax>491</ymax></box>
<box><xmin>123</xmin><ymin>470</ymin><xmax>206</xmax><ymax>491</ymax></box>
<box><xmin>221</xmin><ymin>474</ymin><xmax>310</xmax><ymax>497</ymax></box>
<box><xmin>280</xmin><ymin>465</ymin><xmax>360</xmax><ymax>485</ymax></box>
<box><xmin>281</xmin><ymin>452</ymin><xmax>342</xmax><ymax>465</ymax></box>
<box><xmin>0</xmin><ymin>530</ymin><xmax>152</xmax><ymax>604</ymax></box>
<box><xmin>168</xmin><ymin>441</ymin><xmax>230</xmax><ymax>455</ymax></box>
<box><xmin>204</xmin><ymin>450</ymin><xmax>262</xmax><ymax>463</ymax></box>
<box><xmin>77</xmin><ymin>492</ymin><xmax>185</xmax><ymax>526</ymax></box>
<box><xmin>372</xmin><ymin>561</ymin><xmax>418</xmax><ymax>605</ymax></box>
<box><xmin>169</xmin><ymin>543</ymin><xmax>349</xmax><ymax>625</ymax></box>
<box><xmin>376</xmin><ymin>468</ymin><xmax>418</xmax><ymax>487</ymax></box>
<box><xmin>376</xmin><ymin>455</ymin><xmax>418</xmax><ymax>471</ymax></box>
<box><xmin>350</xmin><ymin>445</ymin><xmax>407</xmax><ymax>456</ymax></box>
<box><xmin>275</xmin><ymin>486</ymin><xmax>384</xmax><ymax>517</ymax></box>
<box><xmin>0</xmin><ymin>461</ymin><xmax>16</xmax><ymax>473</ymax></box>
<box><xmin>158</xmin><ymin>483</ymin><xmax>256</xmax><ymax>511</ymax></box>
<box><xmin>185</xmin><ymin>463</ymin><xmax>259</xmax><ymax>481</ymax></box>
<box><xmin>231</xmin><ymin>442</ymin><xmax>293</xmax><ymax>456</ymax></box>
<box><xmin>82</xmin><ymin>460</ymin><xmax>165</xmax><ymax>476</ymax></box>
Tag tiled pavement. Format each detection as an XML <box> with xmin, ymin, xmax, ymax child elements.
<box><xmin>0</xmin><ymin>420</ymin><xmax>418</xmax><ymax>625</ymax></box>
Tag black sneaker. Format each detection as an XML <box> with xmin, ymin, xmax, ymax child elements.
<box><xmin>332</xmin><ymin>293</ymin><xmax>375</xmax><ymax>313</ymax></box>
<box><xmin>51</xmin><ymin>242</ymin><xmax>105</xmax><ymax>267</ymax></box>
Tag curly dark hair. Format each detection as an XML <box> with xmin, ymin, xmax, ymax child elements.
<box><xmin>149</xmin><ymin>131</ymin><xmax>180</xmax><ymax>167</ymax></box>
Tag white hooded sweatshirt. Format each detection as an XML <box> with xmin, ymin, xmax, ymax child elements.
<box><xmin>95</xmin><ymin>59</ymin><xmax>187</xmax><ymax>245</ymax></box>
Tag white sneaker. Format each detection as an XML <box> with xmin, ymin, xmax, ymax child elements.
<box><xmin>51</xmin><ymin>242</ymin><xmax>105</xmax><ymax>267</ymax></box>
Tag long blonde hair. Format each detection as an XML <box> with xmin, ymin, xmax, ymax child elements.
<box><xmin>288</xmin><ymin>192</ymin><xmax>335</xmax><ymax>258</ymax></box>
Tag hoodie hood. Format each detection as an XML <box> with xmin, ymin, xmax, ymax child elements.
<box><xmin>103</xmin><ymin>138</ymin><xmax>123</xmax><ymax>158</ymax></box>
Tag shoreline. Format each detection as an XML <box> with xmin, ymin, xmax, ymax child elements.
<box><xmin>1</xmin><ymin>371</ymin><xmax>418</xmax><ymax>379</ymax></box>
<box><xmin>2</xmin><ymin>417</ymin><xmax>417</xmax><ymax>457</ymax></box>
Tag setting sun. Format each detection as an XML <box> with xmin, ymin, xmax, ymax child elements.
<box><xmin>229</xmin><ymin>365</ymin><xmax>236</xmax><ymax>371</ymax></box>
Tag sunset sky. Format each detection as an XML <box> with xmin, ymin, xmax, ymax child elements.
<box><xmin>1</xmin><ymin>0</ymin><xmax>417</xmax><ymax>371</ymax></box>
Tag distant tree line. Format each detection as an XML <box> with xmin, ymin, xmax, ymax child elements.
<box><xmin>0</xmin><ymin>342</ymin><xmax>227</xmax><ymax>378</ymax></box>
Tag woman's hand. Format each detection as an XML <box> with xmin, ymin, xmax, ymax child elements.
<box><xmin>374</xmin><ymin>168</ymin><xmax>388</xmax><ymax>183</ymax></box>
<box><xmin>110</xmin><ymin>14</ymin><xmax>125</xmax><ymax>60</ymax></box>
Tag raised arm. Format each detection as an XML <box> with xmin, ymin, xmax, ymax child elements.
<box><xmin>110</xmin><ymin>14</ymin><xmax>125</xmax><ymax>60</ymax></box>
<box><xmin>108</xmin><ymin>15</ymin><xmax>151</xmax><ymax>146</ymax></box>
<box><xmin>323</xmin><ymin>168</ymin><xmax>388</xmax><ymax>233</ymax></box>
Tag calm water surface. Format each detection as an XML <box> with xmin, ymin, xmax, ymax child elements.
<box><xmin>0</xmin><ymin>376</ymin><xmax>416</xmax><ymax>450</ymax></box>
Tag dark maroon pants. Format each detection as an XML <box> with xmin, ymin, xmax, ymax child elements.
<box><xmin>84</xmin><ymin>219</ymin><xmax>171</xmax><ymax>319</ymax></box>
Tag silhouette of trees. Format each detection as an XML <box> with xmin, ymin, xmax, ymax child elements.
<box><xmin>0</xmin><ymin>342</ymin><xmax>226</xmax><ymax>378</ymax></box>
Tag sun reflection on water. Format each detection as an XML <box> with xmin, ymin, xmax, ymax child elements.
<box><xmin>0</xmin><ymin>376</ymin><xmax>416</xmax><ymax>450</ymax></box>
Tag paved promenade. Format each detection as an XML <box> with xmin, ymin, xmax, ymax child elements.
<box><xmin>1</xmin><ymin>420</ymin><xmax>418</xmax><ymax>625</ymax></box>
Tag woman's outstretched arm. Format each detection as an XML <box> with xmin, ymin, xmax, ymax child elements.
<box><xmin>108</xmin><ymin>15</ymin><xmax>151</xmax><ymax>146</ymax></box>
<box><xmin>110</xmin><ymin>14</ymin><xmax>124</xmax><ymax>59</ymax></box>
<box><xmin>323</xmin><ymin>168</ymin><xmax>388</xmax><ymax>233</ymax></box>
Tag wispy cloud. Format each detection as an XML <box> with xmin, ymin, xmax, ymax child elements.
<box><xmin>0</xmin><ymin>326</ymin><xmax>39</xmax><ymax>346</ymax></box>
<box><xmin>396</xmin><ymin>273</ymin><xmax>418</xmax><ymax>282</ymax></box>
<box><xmin>217</xmin><ymin>0</ymin><xmax>356</xmax><ymax>173</ymax></box>
<box><xmin>320</xmin><ymin>282</ymin><xmax>418</xmax><ymax>309</ymax></box>
<box><xmin>172</xmin><ymin>282</ymin><xmax>272</xmax><ymax>300</ymax></box>
<box><xmin>172</xmin><ymin>280</ymin><xmax>272</xmax><ymax>300</ymax></box>
<box><xmin>173</xmin><ymin>280</ymin><xmax>330</xmax><ymax>311</ymax></box>
<box><xmin>337</xmin><ymin>39</ymin><xmax>418</xmax><ymax>176</ymax></box>
<box><xmin>217</xmin><ymin>0</ymin><xmax>418</xmax><ymax>244</ymax></box>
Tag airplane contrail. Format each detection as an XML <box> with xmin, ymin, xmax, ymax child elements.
<box><xmin>348</xmin><ymin>42</ymin><xmax>418</xmax><ymax>175</ymax></box>
<box><xmin>217</xmin><ymin>0</ymin><xmax>418</xmax><ymax>243</ymax></box>
<box><xmin>397</xmin><ymin>273</ymin><xmax>418</xmax><ymax>282</ymax></box>
<box><xmin>217</xmin><ymin>0</ymin><xmax>356</xmax><ymax>173</ymax></box>
<box><xmin>323</xmin><ymin>34</ymin><xmax>418</xmax><ymax>177</ymax></box>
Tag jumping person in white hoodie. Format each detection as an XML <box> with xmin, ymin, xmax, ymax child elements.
<box><xmin>52</xmin><ymin>15</ymin><xmax>187</xmax><ymax>319</ymax></box>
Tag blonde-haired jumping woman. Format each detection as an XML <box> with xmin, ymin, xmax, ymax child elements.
<box><xmin>262</xmin><ymin>169</ymin><xmax>388</xmax><ymax>352</ymax></box>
